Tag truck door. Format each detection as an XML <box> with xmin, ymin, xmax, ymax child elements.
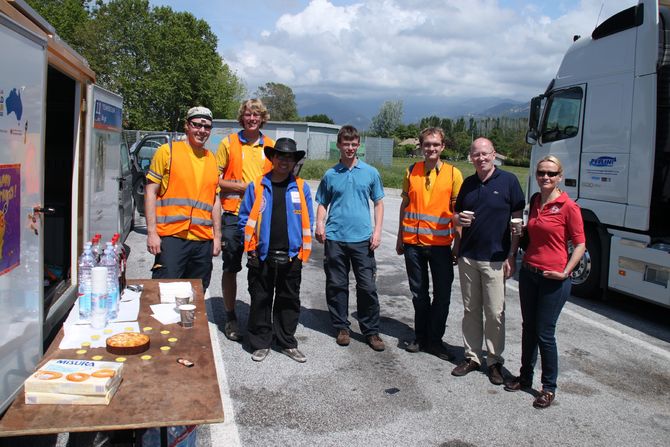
<box><xmin>0</xmin><ymin>14</ymin><xmax>47</xmax><ymax>413</ymax></box>
<box><xmin>85</xmin><ymin>85</ymin><xmax>124</xmax><ymax>242</ymax></box>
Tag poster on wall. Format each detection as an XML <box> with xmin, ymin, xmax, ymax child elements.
<box><xmin>0</xmin><ymin>164</ymin><xmax>20</xmax><ymax>275</ymax></box>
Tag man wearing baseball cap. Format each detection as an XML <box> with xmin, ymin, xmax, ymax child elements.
<box><xmin>145</xmin><ymin>106</ymin><xmax>222</xmax><ymax>289</ymax></box>
<box><xmin>216</xmin><ymin>99</ymin><xmax>275</xmax><ymax>341</ymax></box>
<box><xmin>238</xmin><ymin>138</ymin><xmax>313</xmax><ymax>363</ymax></box>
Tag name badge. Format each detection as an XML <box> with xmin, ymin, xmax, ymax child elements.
<box><xmin>291</xmin><ymin>191</ymin><xmax>301</xmax><ymax>204</ymax></box>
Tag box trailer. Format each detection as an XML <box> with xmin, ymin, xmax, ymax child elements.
<box><xmin>0</xmin><ymin>0</ymin><xmax>129</xmax><ymax>412</ymax></box>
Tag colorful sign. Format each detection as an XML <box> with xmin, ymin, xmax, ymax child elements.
<box><xmin>93</xmin><ymin>100</ymin><xmax>122</xmax><ymax>131</ymax></box>
<box><xmin>0</xmin><ymin>164</ymin><xmax>20</xmax><ymax>275</ymax></box>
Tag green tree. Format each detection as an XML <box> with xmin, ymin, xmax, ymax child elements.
<box><xmin>255</xmin><ymin>82</ymin><xmax>299</xmax><ymax>121</ymax></box>
<box><xmin>304</xmin><ymin>114</ymin><xmax>334</xmax><ymax>124</ymax></box>
<box><xmin>419</xmin><ymin>115</ymin><xmax>441</xmax><ymax>130</ymax></box>
<box><xmin>369</xmin><ymin>100</ymin><xmax>403</xmax><ymax>138</ymax></box>
<box><xmin>27</xmin><ymin>0</ymin><xmax>245</xmax><ymax>130</ymax></box>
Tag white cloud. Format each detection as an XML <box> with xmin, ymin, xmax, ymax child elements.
<box><xmin>224</xmin><ymin>0</ymin><xmax>638</xmax><ymax>101</ymax></box>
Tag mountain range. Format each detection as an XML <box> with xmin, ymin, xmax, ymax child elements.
<box><xmin>296</xmin><ymin>93</ymin><xmax>529</xmax><ymax>128</ymax></box>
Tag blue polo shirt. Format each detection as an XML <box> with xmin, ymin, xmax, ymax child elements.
<box><xmin>316</xmin><ymin>159</ymin><xmax>385</xmax><ymax>242</ymax></box>
<box><xmin>455</xmin><ymin>168</ymin><xmax>525</xmax><ymax>262</ymax></box>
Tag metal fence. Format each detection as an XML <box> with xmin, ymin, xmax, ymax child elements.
<box><xmin>364</xmin><ymin>136</ymin><xmax>393</xmax><ymax>167</ymax></box>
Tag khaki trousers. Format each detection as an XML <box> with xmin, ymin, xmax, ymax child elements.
<box><xmin>458</xmin><ymin>257</ymin><xmax>506</xmax><ymax>366</ymax></box>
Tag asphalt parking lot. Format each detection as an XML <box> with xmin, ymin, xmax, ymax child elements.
<box><xmin>124</xmin><ymin>182</ymin><xmax>670</xmax><ymax>447</ymax></box>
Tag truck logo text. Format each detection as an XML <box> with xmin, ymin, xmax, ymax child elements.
<box><xmin>589</xmin><ymin>156</ymin><xmax>617</xmax><ymax>167</ymax></box>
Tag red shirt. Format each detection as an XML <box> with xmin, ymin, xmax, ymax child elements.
<box><xmin>523</xmin><ymin>191</ymin><xmax>585</xmax><ymax>272</ymax></box>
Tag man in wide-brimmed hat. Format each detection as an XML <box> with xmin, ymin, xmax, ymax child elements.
<box><xmin>238</xmin><ymin>138</ymin><xmax>313</xmax><ymax>363</ymax></box>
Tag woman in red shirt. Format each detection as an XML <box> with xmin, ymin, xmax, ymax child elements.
<box><xmin>504</xmin><ymin>155</ymin><xmax>586</xmax><ymax>409</ymax></box>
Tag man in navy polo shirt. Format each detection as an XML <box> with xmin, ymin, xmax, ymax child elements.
<box><xmin>315</xmin><ymin>125</ymin><xmax>386</xmax><ymax>352</ymax></box>
<box><xmin>451</xmin><ymin>137</ymin><xmax>524</xmax><ymax>385</ymax></box>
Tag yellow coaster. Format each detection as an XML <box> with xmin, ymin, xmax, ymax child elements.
<box><xmin>91</xmin><ymin>355</ymin><xmax>103</xmax><ymax>361</ymax></box>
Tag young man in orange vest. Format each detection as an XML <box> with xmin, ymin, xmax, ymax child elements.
<box><xmin>145</xmin><ymin>106</ymin><xmax>222</xmax><ymax>289</ymax></box>
<box><xmin>216</xmin><ymin>99</ymin><xmax>275</xmax><ymax>341</ymax></box>
<box><xmin>238</xmin><ymin>138</ymin><xmax>313</xmax><ymax>363</ymax></box>
<box><xmin>395</xmin><ymin>127</ymin><xmax>463</xmax><ymax>360</ymax></box>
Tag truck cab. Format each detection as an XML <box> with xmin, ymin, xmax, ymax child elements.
<box><xmin>526</xmin><ymin>0</ymin><xmax>670</xmax><ymax>307</ymax></box>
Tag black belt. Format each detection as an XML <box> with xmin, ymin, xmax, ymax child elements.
<box><xmin>522</xmin><ymin>263</ymin><xmax>544</xmax><ymax>275</ymax></box>
<box><xmin>267</xmin><ymin>250</ymin><xmax>292</xmax><ymax>266</ymax></box>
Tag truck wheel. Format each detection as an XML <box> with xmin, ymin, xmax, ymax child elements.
<box><xmin>571</xmin><ymin>226</ymin><xmax>602</xmax><ymax>298</ymax></box>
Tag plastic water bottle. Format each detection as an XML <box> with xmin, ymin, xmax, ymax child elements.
<box><xmin>91</xmin><ymin>235</ymin><xmax>102</xmax><ymax>262</ymax></box>
<box><xmin>90</xmin><ymin>266</ymin><xmax>108</xmax><ymax>329</ymax></box>
<box><xmin>99</xmin><ymin>248</ymin><xmax>120</xmax><ymax>320</ymax></box>
<box><xmin>77</xmin><ymin>248</ymin><xmax>96</xmax><ymax>320</ymax></box>
<box><xmin>112</xmin><ymin>233</ymin><xmax>127</xmax><ymax>290</ymax></box>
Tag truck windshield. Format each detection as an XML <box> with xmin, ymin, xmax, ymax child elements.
<box><xmin>541</xmin><ymin>87</ymin><xmax>583</xmax><ymax>143</ymax></box>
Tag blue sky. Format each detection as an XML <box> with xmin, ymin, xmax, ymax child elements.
<box><xmin>150</xmin><ymin>0</ymin><xmax>638</xmax><ymax>103</ymax></box>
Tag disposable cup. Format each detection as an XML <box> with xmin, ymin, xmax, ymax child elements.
<box><xmin>179</xmin><ymin>304</ymin><xmax>196</xmax><ymax>328</ymax></box>
<box><xmin>460</xmin><ymin>210</ymin><xmax>475</xmax><ymax>227</ymax></box>
<box><xmin>175</xmin><ymin>295</ymin><xmax>190</xmax><ymax>312</ymax></box>
<box><xmin>510</xmin><ymin>218</ymin><xmax>523</xmax><ymax>235</ymax></box>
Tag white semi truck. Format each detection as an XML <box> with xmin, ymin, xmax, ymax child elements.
<box><xmin>0</xmin><ymin>0</ymin><xmax>129</xmax><ymax>412</ymax></box>
<box><xmin>526</xmin><ymin>0</ymin><xmax>670</xmax><ymax>307</ymax></box>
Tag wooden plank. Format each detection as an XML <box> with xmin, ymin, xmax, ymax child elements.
<box><xmin>0</xmin><ymin>279</ymin><xmax>224</xmax><ymax>437</ymax></box>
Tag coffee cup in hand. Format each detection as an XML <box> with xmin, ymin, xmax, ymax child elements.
<box><xmin>460</xmin><ymin>210</ymin><xmax>475</xmax><ymax>227</ymax></box>
<box><xmin>510</xmin><ymin>218</ymin><xmax>523</xmax><ymax>235</ymax></box>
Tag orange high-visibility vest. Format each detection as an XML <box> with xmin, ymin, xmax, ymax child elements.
<box><xmin>243</xmin><ymin>177</ymin><xmax>312</xmax><ymax>262</ymax></box>
<box><xmin>402</xmin><ymin>161</ymin><xmax>456</xmax><ymax>246</ymax></box>
<box><xmin>156</xmin><ymin>141</ymin><xmax>218</xmax><ymax>239</ymax></box>
<box><xmin>220</xmin><ymin>133</ymin><xmax>273</xmax><ymax>213</ymax></box>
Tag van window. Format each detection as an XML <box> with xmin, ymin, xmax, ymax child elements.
<box><xmin>137</xmin><ymin>139</ymin><xmax>165</xmax><ymax>172</ymax></box>
<box><xmin>541</xmin><ymin>87</ymin><xmax>583</xmax><ymax>143</ymax></box>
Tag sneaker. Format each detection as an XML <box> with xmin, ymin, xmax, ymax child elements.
<box><xmin>366</xmin><ymin>334</ymin><xmax>385</xmax><ymax>351</ymax></box>
<box><xmin>251</xmin><ymin>348</ymin><xmax>270</xmax><ymax>362</ymax></box>
<box><xmin>504</xmin><ymin>376</ymin><xmax>532</xmax><ymax>392</ymax></box>
<box><xmin>451</xmin><ymin>359</ymin><xmax>480</xmax><ymax>376</ymax></box>
<box><xmin>335</xmin><ymin>329</ymin><xmax>350</xmax><ymax>346</ymax></box>
<box><xmin>224</xmin><ymin>319</ymin><xmax>242</xmax><ymax>341</ymax></box>
<box><xmin>533</xmin><ymin>390</ymin><xmax>555</xmax><ymax>409</ymax></box>
<box><xmin>405</xmin><ymin>339</ymin><xmax>421</xmax><ymax>353</ymax></box>
<box><xmin>425</xmin><ymin>342</ymin><xmax>453</xmax><ymax>361</ymax></box>
<box><xmin>281</xmin><ymin>347</ymin><xmax>307</xmax><ymax>363</ymax></box>
<box><xmin>488</xmin><ymin>363</ymin><xmax>504</xmax><ymax>385</ymax></box>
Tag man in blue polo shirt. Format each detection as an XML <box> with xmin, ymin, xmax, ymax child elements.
<box><xmin>315</xmin><ymin>125</ymin><xmax>386</xmax><ymax>352</ymax></box>
<box><xmin>451</xmin><ymin>137</ymin><xmax>525</xmax><ymax>385</ymax></box>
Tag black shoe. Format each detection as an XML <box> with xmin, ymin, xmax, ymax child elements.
<box><xmin>405</xmin><ymin>340</ymin><xmax>421</xmax><ymax>353</ymax></box>
<box><xmin>451</xmin><ymin>359</ymin><xmax>480</xmax><ymax>376</ymax></box>
<box><xmin>425</xmin><ymin>342</ymin><xmax>453</xmax><ymax>361</ymax></box>
<box><xmin>504</xmin><ymin>376</ymin><xmax>532</xmax><ymax>392</ymax></box>
<box><xmin>224</xmin><ymin>319</ymin><xmax>242</xmax><ymax>341</ymax></box>
<box><xmin>488</xmin><ymin>363</ymin><xmax>504</xmax><ymax>385</ymax></box>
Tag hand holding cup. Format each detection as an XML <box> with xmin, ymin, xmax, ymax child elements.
<box><xmin>459</xmin><ymin>210</ymin><xmax>475</xmax><ymax>227</ymax></box>
<box><xmin>510</xmin><ymin>218</ymin><xmax>523</xmax><ymax>236</ymax></box>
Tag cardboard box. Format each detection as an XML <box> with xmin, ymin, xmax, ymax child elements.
<box><xmin>24</xmin><ymin>359</ymin><xmax>123</xmax><ymax>396</ymax></box>
<box><xmin>26</xmin><ymin>381</ymin><xmax>121</xmax><ymax>405</ymax></box>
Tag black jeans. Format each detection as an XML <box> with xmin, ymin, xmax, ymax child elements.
<box><xmin>403</xmin><ymin>244</ymin><xmax>454</xmax><ymax>346</ymax></box>
<box><xmin>518</xmin><ymin>267</ymin><xmax>571</xmax><ymax>393</ymax></box>
<box><xmin>324</xmin><ymin>240</ymin><xmax>380</xmax><ymax>336</ymax></box>
<box><xmin>247</xmin><ymin>256</ymin><xmax>303</xmax><ymax>350</ymax></box>
<box><xmin>151</xmin><ymin>236</ymin><xmax>213</xmax><ymax>289</ymax></box>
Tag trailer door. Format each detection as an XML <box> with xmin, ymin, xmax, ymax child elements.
<box><xmin>0</xmin><ymin>14</ymin><xmax>47</xmax><ymax>413</ymax></box>
<box><xmin>85</xmin><ymin>85</ymin><xmax>124</xmax><ymax>242</ymax></box>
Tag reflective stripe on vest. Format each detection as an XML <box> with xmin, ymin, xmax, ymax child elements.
<box><xmin>243</xmin><ymin>177</ymin><xmax>312</xmax><ymax>262</ymax></box>
<box><xmin>221</xmin><ymin>133</ymin><xmax>273</xmax><ymax>213</ymax></box>
<box><xmin>402</xmin><ymin>161</ymin><xmax>456</xmax><ymax>246</ymax></box>
<box><xmin>156</xmin><ymin>141</ymin><xmax>218</xmax><ymax>239</ymax></box>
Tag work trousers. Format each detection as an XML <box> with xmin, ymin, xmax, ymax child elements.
<box><xmin>324</xmin><ymin>240</ymin><xmax>380</xmax><ymax>336</ymax></box>
<box><xmin>247</xmin><ymin>257</ymin><xmax>303</xmax><ymax>351</ymax></box>
<box><xmin>151</xmin><ymin>236</ymin><xmax>213</xmax><ymax>290</ymax></box>
<box><xmin>403</xmin><ymin>244</ymin><xmax>454</xmax><ymax>346</ymax></box>
<box><xmin>518</xmin><ymin>266</ymin><xmax>571</xmax><ymax>393</ymax></box>
<box><xmin>458</xmin><ymin>257</ymin><xmax>506</xmax><ymax>366</ymax></box>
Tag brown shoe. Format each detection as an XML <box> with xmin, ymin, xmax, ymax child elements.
<box><xmin>504</xmin><ymin>376</ymin><xmax>532</xmax><ymax>392</ymax></box>
<box><xmin>533</xmin><ymin>390</ymin><xmax>555</xmax><ymax>409</ymax></box>
<box><xmin>488</xmin><ymin>363</ymin><xmax>504</xmax><ymax>385</ymax></box>
<box><xmin>335</xmin><ymin>329</ymin><xmax>350</xmax><ymax>346</ymax></box>
<box><xmin>366</xmin><ymin>334</ymin><xmax>385</xmax><ymax>351</ymax></box>
<box><xmin>451</xmin><ymin>359</ymin><xmax>480</xmax><ymax>376</ymax></box>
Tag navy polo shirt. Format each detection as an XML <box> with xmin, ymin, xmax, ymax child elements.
<box><xmin>455</xmin><ymin>168</ymin><xmax>525</xmax><ymax>262</ymax></box>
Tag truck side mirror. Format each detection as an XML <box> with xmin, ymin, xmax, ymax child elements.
<box><xmin>526</xmin><ymin>129</ymin><xmax>538</xmax><ymax>145</ymax></box>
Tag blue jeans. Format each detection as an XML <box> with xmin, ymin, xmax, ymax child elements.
<box><xmin>324</xmin><ymin>240</ymin><xmax>380</xmax><ymax>336</ymax></box>
<box><xmin>518</xmin><ymin>267</ymin><xmax>571</xmax><ymax>393</ymax></box>
<box><xmin>403</xmin><ymin>244</ymin><xmax>453</xmax><ymax>346</ymax></box>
